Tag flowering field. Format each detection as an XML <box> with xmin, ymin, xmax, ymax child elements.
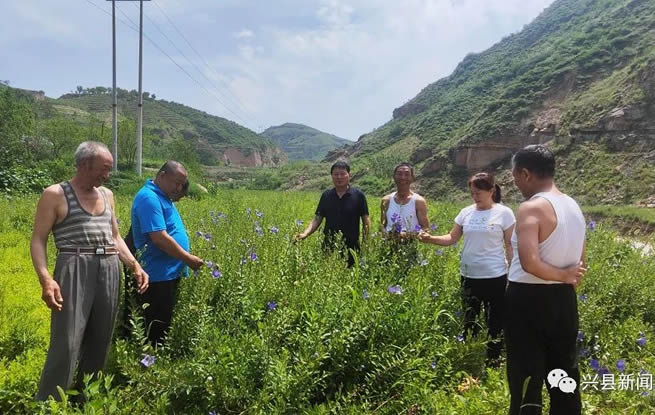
<box><xmin>0</xmin><ymin>191</ymin><xmax>654</xmax><ymax>414</ymax></box>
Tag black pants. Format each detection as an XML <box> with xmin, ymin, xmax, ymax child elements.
<box><xmin>505</xmin><ymin>281</ymin><xmax>581</xmax><ymax>415</ymax></box>
<box><xmin>138</xmin><ymin>278</ymin><xmax>180</xmax><ymax>346</ymax></box>
<box><xmin>461</xmin><ymin>275</ymin><xmax>507</xmax><ymax>366</ymax></box>
<box><xmin>322</xmin><ymin>237</ymin><xmax>359</xmax><ymax>268</ymax></box>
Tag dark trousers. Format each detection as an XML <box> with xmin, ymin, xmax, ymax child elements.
<box><xmin>322</xmin><ymin>237</ymin><xmax>359</xmax><ymax>268</ymax></box>
<box><xmin>505</xmin><ymin>281</ymin><xmax>581</xmax><ymax>415</ymax></box>
<box><xmin>138</xmin><ymin>279</ymin><xmax>180</xmax><ymax>346</ymax></box>
<box><xmin>461</xmin><ymin>274</ymin><xmax>507</xmax><ymax>366</ymax></box>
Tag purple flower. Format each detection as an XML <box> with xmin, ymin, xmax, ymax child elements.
<box><xmin>209</xmin><ymin>411</ymin><xmax>217</xmax><ymax>415</ymax></box>
<box><xmin>246</xmin><ymin>208</ymin><xmax>252</xmax><ymax>215</ymax></box>
<box><xmin>140</xmin><ymin>354</ymin><xmax>156</xmax><ymax>368</ymax></box>
<box><xmin>420</xmin><ymin>259</ymin><xmax>428</xmax><ymax>267</ymax></box>
<box><xmin>296</xmin><ymin>219</ymin><xmax>304</xmax><ymax>226</ymax></box>
<box><xmin>269</xmin><ymin>226</ymin><xmax>279</xmax><ymax>234</ymax></box>
<box><xmin>431</xmin><ymin>361</ymin><xmax>437</xmax><ymax>370</ymax></box>
<box><xmin>641</xmin><ymin>391</ymin><xmax>650</xmax><ymax>397</ymax></box>
<box><xmin>392</xmin><ymin>222</ymin><xmax>402</xmax><ymax>233</ymax></box>
<box><xmin>413</xmin><ymin>224</ymin><xmax>422</xmax><ymax>232</ymax></box>
<box><xmin>431</xmin><ymin>224</ymin><xmax>438</xmax><ymax>231</ymax></box>
<box><xmin>579</xmin><ymin>293</ymin><xmax>588</xmax><ymax>302</ymax></box>
<box><xmin>206</xmin><ymin>261</ymin><xmax>214</xmax><ymax>268</ymax></box>
<box><xmin>431</xmin><ymin>291</ymin><xmax>438</xmax><ymax>299</ymax></box>
<box><xmin>267</xmin><ymin>301</ymin><xmax>277</xmax><ymax>311</ymax></box>
<box><xmin>255</xmin><ymin>210</ymin><xmax>263</xmax><ymax>218</ymax></box>
<box><xmin>589</xmin><ymin>358</ymin><xmax>600</xmax><ymax>371</ymax></box>
<box><xmin>255</xmin><ymin>225</ymin><xmax>264</xmax><ymax>236</ymax></box>
<box><xmin>456</xmin><ymin>334</ymin><xmax>465</xmax><ymax>343</ymax></box>
<box><xmin>588</xmin><ymin>220</ymin><xmax>597</xmax><ymax>231</ymax></box>
<box><xmin>616</xmin><ymin>359</ymin><xmax>626</xmax><ymax>373</ymax></box>
<box><xmin>593</xmin><ymin>344</ymin><xmax>601</xmax><ymax>352</ymax></box>
<box><xmin>240</xmin><ymin>257</ymin><xmax>247</xmax><ymax>265</ymax></box>
<box><xmin>597</xmin><ymin>367</ymin><xmax>610</xmax><ymax>376</ymax></box>
<box><xmin>362</xmin><ymin>290</ymin><xmax>370</xmax><ymax>300</ymax></box>
<box><xmin>204</xmin><ymin>233</ymin><xmax>212</xmax><ymax>241</ymax></box>
<box><xmin>577</xmin><ymin>331</ymin><xmax>585</xmax><ymax>342</ymax></box>
<box><xmin>637</xmin><ymin>336</ymin><xmax>647</xmax><ymax>347</ymax></box>
<box><xmin>196</xmin><ymin>231</ymin><xmax>204</xmax><ymax>237</ymax></box>
<box><xmin>387</xmin><ymin>285</ymin><xmax>403</xmax><ymax>295</ymax></box>
<box><xmin>250</xmin><ymin>251</ymin><xmax>258</xmax><ymax>261</ymax></box>
<box><xmin>212</xmin><ymin>269</ymin><xmax>222</xmax><ymax>279</ymax></box>
<box><xmin>435</xmin><ymin>249</ymin><xmax>443</xmax><ymax>256</ymax></box>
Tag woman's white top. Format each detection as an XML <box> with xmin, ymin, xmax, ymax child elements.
<box><xmin>455</xmin><ymin>203</ymin><xmax>516</xmax><ymax>278</ymax></box>
<box><xmin>509</xmin><ymin>191</ymin><xmax>586</xmax><ymax>284</ymax></box>
<box><xmin>385</xmin><ymin>192</ymin><xmax>420</xmax><ymax>233</ymax></box>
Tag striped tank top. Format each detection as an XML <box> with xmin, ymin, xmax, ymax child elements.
<box><xmin>52</xmin><ymin>181</ymin><xmax>115</xmax><ymax>248</ymax></box>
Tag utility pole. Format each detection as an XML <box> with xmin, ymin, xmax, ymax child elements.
<box><xmin>107</xmin><ymin>0</ymin><xmax>149</xmax><ymax>174</ymax></box>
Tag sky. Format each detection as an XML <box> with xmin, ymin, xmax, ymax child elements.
<box><xmin>0</xmin><ymin>0</ymin><xmax>555</xmax><ymax>140</ymax></box>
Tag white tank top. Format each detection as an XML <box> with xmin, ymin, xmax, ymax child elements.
<box><xmin>385</xmin><ymin>192</ymin><xmax>420</xmax><ymax>232</ymax></box>
<box><xmin>509</xmin><ymin>191</ymin><xmax>586</xmax><ymax>284</ymax></box>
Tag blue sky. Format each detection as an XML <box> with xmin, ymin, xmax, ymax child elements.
<box><xmin>1</xmin><ymin>0</ymin><xmax>555</xmax><ymax>139</ymax></box>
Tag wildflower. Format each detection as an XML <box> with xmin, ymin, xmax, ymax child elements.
<box><xmin>255</xmin><ymin>225</ymin><xmax>264</xmax><ymax>236</ymax></box>
<box><xmin>140</xmin><ymin>354</ymin><xmax>156</xmax><ymax>368</ymax></box>
<box><xmin>269</xmin><ymin>226</ymin><xmax>279</xmax><ymax>234</ymax></box>
<box><xmin>431</xmin><ymin>291</ymin><xmax>438</xmax><ymax>299</ymax></box>
<box><xmin>589</xmin><ymin>359</ymin><xmax>600</xmax><ymax>371</ymax></box>
<box><xmin>196</xmin><ymin>231</ymin><xmax>203</xmax><ymax>237</ymax></box>
<box><xmin>435</xmin><ymin>249</ymin><xmax>443</xmax><ymax>256</ymax></box>
<box><xmin>267</xmin><ymin>301</ymin><xmax>277</xmax><ymax>311</ymax></box>
<box><xmin>240</xmin><ymin>257</ymin><xmax>247</xmax><ymax>265</ymax></box>
<box><xmin>218</xmin><ymin>212</ymin><xmax>227</xmax><ymax>218</ymax></box>
<box><xmin>593</xmin><ymin>344</ymin><xmax>601</xmax><ymax>352</ymax></box>
<box><xmin>597</xmin><ymin>367</ymin><xmax>610</xmax><ymax>376</ymax></box>
<box><xmin>641</xmin><ymin>391</ymin><xmax>650</xmax><ymax>397</ymax></box>
<box><xmin>250</xmin><ymin>251</ymin><xmax>258</xmax><ymax>261</ymax></box>
<box><xmin>296</xmin><ymin>219</ymin><xmax>304</xmax><ymax>226</ymax></box>
<box><xmin>206</xmin><ymin>261</ymin><xmax>214</xmax><ymax>268</ymax></box>
<box><xmin>387</xmin><ymin>285</ymin><xmax>403</xmax><ymax>295</ymax></box>
<box><xmin>413</xmin><ymin>224</ymin><xmax>422</xmax><ymax>232</ymax></box>
<box><xmin>616</xmin><ymin>359</ymin><xmax>626</xmax><ymax>373</ymax></box>
<box><xmin>431</xmin><ymin>361</ymin><xmax>437</xmax><ymax>370</ymax></box>
<box><xmin>588</xmin><ymin>220</ymin><xmax>596</xmax><ymax>231</ymax></box>
<box><xmin>456</xmin><ymin>334</ymin><xmax>465</xmax><ymax>343</ymax></box>
<box><xmin>362</xmin><ymin>290</ymin><xmax>370</xmax><ymax>300</ymax></box>
<box><xmin>420</xmin><ymin>259</ymin><xmax>428</xmax><ymax>267</ymax></box>
<box><xmin>212</xmin><ymin>269</ymin><xmax>222</xmax><ymax>279</ymax></box>
<box><xmin>204</xmin><ymin>233</ymin><xmax>212</xmax><ymax>241</ymax></box>
<box><xmin>577</xmin><ymin>331</ymin><xmax>585</xmax><ymax>342</ymax></box>
<box><xmin>579</xmin><ymin>293</ymin><xmax>587</xmax><ymax>302</ymax></box>
<box><xmin>360</xmin><ymin>364</ymin><xmax>366</xmax><ymax>370</ymax></box>
<box><xmin>637</xmin><ymin>335</ymin><xmax>647</xmax><ymax>347</ymax></box>
<box><xmin>431</xmin><ymin>224</ymin><xmax>438</xmax><ymax>231</ymax></box>
<box><xmin>246</xmin><ymin>208</ymin><xmax>252</xmax><ymax>214</ymax></box>
<box><xmin>256</xmin><ymin>210</ymin><xmax>263</xmax><ymax>218</ymax></box>
<box><xmin>209</xmin><ymin>411</ymin><xmax>217</xmax><ymax>415</ymax></box>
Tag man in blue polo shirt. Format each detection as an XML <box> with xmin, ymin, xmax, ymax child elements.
<box><xmin>131</xmin><ymin>160</ymin><xmax>204</xmax><ymax>345</ymax></box>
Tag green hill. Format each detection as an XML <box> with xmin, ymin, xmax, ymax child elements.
<box><xmin>261</xmin><ymin>123</ymin><xmax>351</xmax><ymax>161</ymax></box>
<box><xmin>322</xmin><ymin>0</ymin><xmax>655</xmax><ymax>205</ymax></box>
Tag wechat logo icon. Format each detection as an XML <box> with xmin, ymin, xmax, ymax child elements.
<box><xmin>547</xmin><ymin>369</ymin><xmax>577</xmax><ymax>394</ymax></box>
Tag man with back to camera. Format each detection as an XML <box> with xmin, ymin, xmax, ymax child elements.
<box><xmin>505</xmin><ymin>144</ymin><xmax>587</xmax><ymax>415</ymax></box>
<box><xmin>130</xmin><ymin>161</ymin><xmax>203</xmax><ymax>346</ymax></box>
<box><xmin>31</xmin><ymin>141</ymin><xmax>148</xmax><ymax>401</ymax></box>
<box><xmin>295</xmin><ymin>160</ymin><xmax>371</xmax><ymax>267</ymax></box>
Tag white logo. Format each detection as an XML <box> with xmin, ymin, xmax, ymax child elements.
<box><xmin>548</xmin><ymin>369</ymin><xmax>577</xmax><ymax>394</ymax></box>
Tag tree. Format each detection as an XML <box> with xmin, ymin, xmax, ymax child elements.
<box><xmin>76</xmin><ymin>86</ymin><xmax>83</xmax><ymax>95</ymax></box>
<box><xmin>0</xmin><ymin>89</ymin><xmax>35</xmax><ymax>163</ymax></box>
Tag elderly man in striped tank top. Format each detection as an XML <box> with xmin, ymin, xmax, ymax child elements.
<box><xmin>31</xmin><ymin>141</ymin><xmax>149</xmax><ymax>401</ymax></box>
<box><xmin>506</xmin><ymin>145</ymin><xmax>587</xmax><ymax>415</ymax></box>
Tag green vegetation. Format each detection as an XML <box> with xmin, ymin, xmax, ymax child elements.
<box><xmin>0</xmin><ymin>193</ymin><xmax>653</xmax><ymax>414</ymax></box>
<box><xmin>261</xmin><ymin>123</ymin><xmax>351</xmax><ymax>161</ymax></box>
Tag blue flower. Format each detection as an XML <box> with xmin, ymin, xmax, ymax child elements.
<box><xmin>209</xmin><ymin>411</ymin><xmax>217</xmax><ymax>415</ymax></box>
<box><xmin>140</xmin><ymin>354</ymin><xmax>156</xmax><ymax>368</ymax></box>
<box><xmin>616</xmin><ymin>359</ymin><xmax>626</xmax><ymax>373</ymax></box>
<box><xmin>588</xmin><ymin>220</ymin><xmax>597</xmax><ymax>231</ymax></box>
<box><xmin>204</xmin><ymin>233</ymin><xmax>212</xmax><ymax>241</ymax></box>
<box><xmin>362</xmin><ymin>290</ymin><xmax>370</xmax><ymax>300</ymax></box>
<box><xmin>250</xmin><ymin>251</ymin><xmax>258</xmax><ymax>261</ymax></box>
<box><xmin>246</xmin><ymin>208</ymin><xmax>252</xmax><ymax>215</ymax></box>
<box><xmin>589</xmin><ymin>358</ymin><xmax>600</xmax><ymax>371</ymax></box>
<box><xmin>240</xmin><ymin>257</ymin><xmax>247</xmax><ymax>265</ymax></box>
<box><xmin>206</xmin><ymin>261</ymin><xmax>214</xmax><ymax>268</ymax></box>
<box><xmin>637</xmin><ymin>336</ymin><xmax>647</xmax><ymax>347</ymax></box>
<box><xmin>431</xmin><ymin>224</ymin><xmax>438</xmax><ymax>231</ymax></box>
<box><xmin>256</xmin><ymin>210</ymin><xmax>263</xmax><ymax>218</ymax></box>
<box><xmin>296</xmin><ymin>219</ymin><xmax>304</xmax><ymax>226</ymax></box>
<box><xmin>456</xmin><ymin>334</ymin><xmax>465</xmax><ymax>343</ymax></box>
<box><xmin>435</xmin><ymin>249</ymin><xmax>443</xmax><ymax>256</ymax></box>
<box><xmin>597</xmin><ymin>367</ymin><xmax>610</xmax><ymax>376</ymax></box>
<box><xmin>255</xmin><ymin>226</ymin><xmax>264</xmax><ymax>236</ymax></box>
<box><xmin>641</xmin><ymin>391</ymin><xmax>650</xmax><ymax>397</ymax></box>
<box><xmin>269</xmin><ymin>226</ymin><xmax>279</xmax><ymax>234</ymax></box>
<box><xmin>212</xmin><ymin>269</ymin><xmax>222</xmax><ymax>279</ymax></box>
<box><xmin>387</xmin><ymin>285</ymin><xmax>403</xmax><ymax>295</ymax></box>
<box><xmin>431</xmin><ymin>291</ymin><xmax>438</xmax><ymax>299</ymax></box>
<box><xmin>579</xmin><ymin>293</ymin><xmax>588</xmax><ymax>302</ymax></box>
<box><xmin>267</xmin><ymin>301</ymin><xmax>277</xmax><ymax>311</ymax></box>
<box><xmin>196</xmin><ymin>231</ymin><xmax>204</xmax><ymax>237</ymax></box>
<box><xmin>413</xmin><ymin>224</ymin><xmax>422</xmax><ymax>232</ymax></box>
<box><xmin>420</xmin><ymin>259</ymin><xmax>428</xmax><ymax>267</ymax></box>
<box><xmin>577</xmin><ymin>331</ymin><xmax>585</xmax><ymax>342</ymax></box>
<box><xmin>431</xmin><ymin>361</ymin><xmax>437</xmax><ymax>370</ymax></box>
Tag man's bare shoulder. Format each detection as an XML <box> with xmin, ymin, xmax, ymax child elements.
<box><xmin>517</xmin><ymin>198</ymin><xmax>550</xmax><ymax>219</ymax></box>
<box><xmin>41</xmin><ymin>184</ymin><xmax>64</xmax><ymax>199</ymax></box>
<box><xmin>413</xmin><ymin>193</ymin><xmax>427</xmax><ymax>203</ymax></box>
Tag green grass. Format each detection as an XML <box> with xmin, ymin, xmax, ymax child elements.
<box><xmin>1</xmin><ymin>192</ymin><xmax>654</xmax><ymax>414</ymax></box>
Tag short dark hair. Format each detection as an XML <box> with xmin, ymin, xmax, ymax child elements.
<box><xmin>331</xmin><ymin>160</ymin><xmax>350</xmax><ymax>174</ymax></box>
<box><xmin>468</xmin><ymin>172</ymin><xmax>502</xmax><ymax>203</ymax></box>
<box><xmin>512</xmin><ymin>145</ymin><xmax>555</xmax><ymax>179</ymax></box>
<box><xmin>393</xmin><ymin>162</ymin><xmax>414</xmax><ymax>176</ymax></box>
<box><xmin>158</xmin><ymin>160</ymin><xmax>183</xmax><ymax>175</ymax></box>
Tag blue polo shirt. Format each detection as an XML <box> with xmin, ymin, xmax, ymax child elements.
<box><xmin>131</xmin><ymin>180</ymin><xmax>189</xmax><ymax>282</ymax></box>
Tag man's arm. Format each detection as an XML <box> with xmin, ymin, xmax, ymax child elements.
<box><xmin>149</xmin><ymin>230</ymin><xmax>203</xmax><ymax>269</ymax></box>
<box><xmin>361</xmin><ymin>215</ymin><xmax>371</xmax><ymax>239</ymax></box>
<box><xmin>30</xmin><ymin>186</ymin><xmax>64</xmax><ymax>311</ymax></box>
<box><xmin>105</xmin><ymin>188</ymin><xmax>149</xmax><ymax>294</ymax></box>
<box><xmin>296</xmin><ymin>215</ymin><xmax>323</xmax><ymax>241</ymax></box>
<box><xmin>516</xmin><ymin>201</ymin><xmax>586</xmax><ymax>285</ymax></box>
<box><xmin>380</xmin><ymin>196</ymin><xmax>390</xmax><ymax>232</ymax></box>
<box><xmin>415</xmin><ymin>196</ymin><xmax>430</xmax><ymax>230</ymax></box>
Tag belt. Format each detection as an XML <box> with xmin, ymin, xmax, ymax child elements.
<box><xmin>58</xmin><ymin>246</ymin><xmax>119</xmax><ymax>255</ymax></box>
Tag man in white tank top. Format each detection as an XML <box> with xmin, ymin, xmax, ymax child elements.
<box><xmin>380</xmin><ymin>163</ymin><xmax>430</xmax><ymax>236</ymax></box>
<box><xmin>505</xmin><ymin>145</ymin><xmax>587</xmax><ymax>415</ymax></box>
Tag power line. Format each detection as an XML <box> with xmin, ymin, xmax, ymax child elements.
<box><xmin>129</xmin><ymin>2</ymin><xmax>263</xmax><ymax>131</ymax></box>
<box><xmin>151</xmin><ymin>0</ymin><xmax>263</xmax><ymax>131</ymax></box>
<box><xmin>83</xmin><ymin>0</ymin><xmax>257</xmax><ymax>130</ymax></box>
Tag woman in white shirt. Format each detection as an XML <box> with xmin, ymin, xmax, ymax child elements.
<box><xmin>419</xmin><ymin>172</ymin><xmax>515</xmax><ymax>365</ymax></box>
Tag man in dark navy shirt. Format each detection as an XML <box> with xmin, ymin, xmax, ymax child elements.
<box><xmin>296</xmin><ymin>160</ymin><xmax>371</xmax><ymax>267</ymax></box>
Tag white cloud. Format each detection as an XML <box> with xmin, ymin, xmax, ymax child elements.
<box><xmin>234</xmin><ymin>29</ymin><xmax>255</xmax><ymax>40</ymax></box>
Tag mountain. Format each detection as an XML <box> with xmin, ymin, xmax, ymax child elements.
<box><xmin>261</xmin><ymin>123</ymin><xmax>351</xmax><ymax>161</ymax></box>
<box><xmin>325</xmin><ymin>0</ymin><xmax>655</xmax><ymax>204</ymax></box>
<box><xmin>12</xmin><ymin>86</ymin><xmax>284</xmax><ymax>167</ymax></box>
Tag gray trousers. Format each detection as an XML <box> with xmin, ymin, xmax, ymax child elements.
<box><xmin>36</xmin><ymin>253</ymin><xmax>120</xmax><ymax>401</ymax></box>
